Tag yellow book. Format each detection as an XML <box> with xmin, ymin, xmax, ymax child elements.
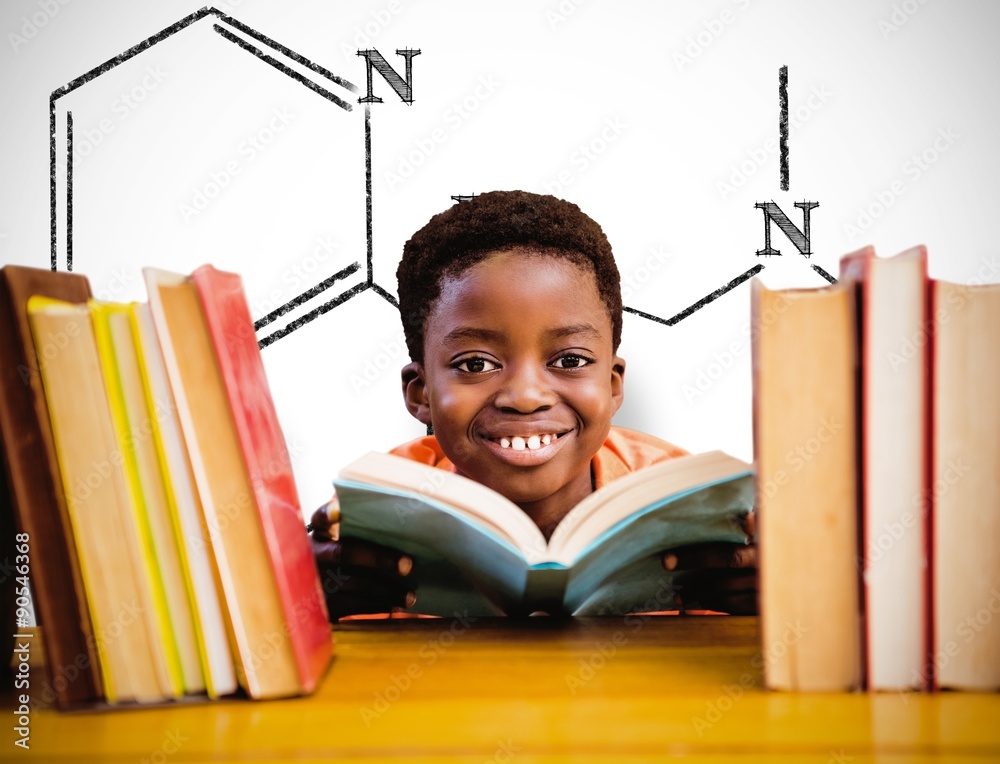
<box><xmin>90</xmin><ymin>301</ymin><xmax>185</xmax><ymax>698</ymax></box>
<box><xmin>130</xmin><ymin>301</ymin><xmax>236</xmax><ymax>698</ymax></box>
<box><xmin>26</xmin><ymin>297</ymin><xmax>166</xmax><ymax>703</ymax></box>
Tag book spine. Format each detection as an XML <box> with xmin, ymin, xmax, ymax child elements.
<box><xmin>753</xmin><ymin>281</ymin><xmax>862</xmax><ymax>692</ymax></box>
<box><xmin>0</xmin><ymin>269</ymin><xmax>104</xmax><ymax>707</ymax></box>
<box><xmin>92</xmin><ymin>304</ymin><xmax>184</xmax><ymax>698</ymax></box>
<box><xmin>925</xmin><ymin>278</ymin><xmax>936</xmax><ymax>692</ymax></box>
<box><xmin>192</xmin><ymin>266</ymin><xmax>331</xmax><ymax>691</ymax></box>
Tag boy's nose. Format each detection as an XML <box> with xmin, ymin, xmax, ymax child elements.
<box><xmin>493</xmin><ymin>363</ymin><xmax>556</xmax><ymax>413</ymax></box>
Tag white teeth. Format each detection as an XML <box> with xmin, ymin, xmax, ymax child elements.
<box><xmin>496</xmin><ymin>433</ymin><xmax>559</xmax><ymax>451</ymax></box>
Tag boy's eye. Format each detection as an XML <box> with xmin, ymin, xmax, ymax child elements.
<box><xmin>550</xmin><ymin>354</ymin><xmax>592</xmax><ymax>369</ymax></box>
<box><xmin>454</xmin><ymin>357</ymin><xmax>500</xmax><ymax>373</ymax></box>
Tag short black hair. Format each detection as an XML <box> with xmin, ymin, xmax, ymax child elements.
<box><xmin>397</xmin><ymin>190</ymin><xmax>623</xmax><ymax>363</ymax></box>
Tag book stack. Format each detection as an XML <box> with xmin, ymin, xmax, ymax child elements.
<box><xmin>0</xmin><ymin>264</ymin><xmax>331</xmax><ymax>709</ymax></box>
<box><xmin>753</xmin><ymin>246</ymin><xmax>1000</xmax><ymax>692</ymax></box>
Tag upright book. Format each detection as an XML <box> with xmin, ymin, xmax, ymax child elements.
<box><xmin>91</xmin><ymin>301</ymin><xmax>208</xmax><ymax>696</ymax></box>
<box><xmin>191</xmin><ymin>265</ymin><xmax>332</xmax><ymax>695</ymax></box>
<box><xmin>336</xmin><ymin>449</ymin><xmax>754</xmax><ymax>616</ymax></box>
<box><xmin>840</xmin><ymin>246</ymin><xmax>930</xmax><ymax>691</ymax></box>
<box><xmin>752</xmin><ymin>279</ymin><xmax>862</xmax><ymax>692</ymax></box>
<box><xmin>930</xmin><ymin>279</ymin><xmax>1000</xmax><ymax>691</ymax></box>
<box><xmin>90</xmin><ymin>301</ymin><xmax>192</xmax><ymax>698</ymax></box>
<box><xmin>146</xmin><ymin>266</ymin><xmax>331</xmax><ymax>699</ymax></box>
<box><xmin>129</xmin><ymin>302</ymin><xmax>237</xmax><ymax>699</ymax></box>
<box><xmin>0</xmin><ymin>266</ymin><xmax>103</xmax><ymax>708</ymax></box>
<box><xmin>26</xmin><ymin>297</ymin><xmax>175</xmax><ymax>703</ymax></box>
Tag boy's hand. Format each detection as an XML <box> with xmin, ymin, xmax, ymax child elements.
<box><xmin>308</xmin><ymin>500</ymin><xmax>415</xmax><ymax>621</ymax></box>
<box><xmin>661</xmin><ymin>512</ymin><xmax>757</xmax><ymax>615</ymax></box>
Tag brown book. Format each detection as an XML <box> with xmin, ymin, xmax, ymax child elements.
<box><xmin>0</xmin><ymin>266</ymin><xmax>103</xmax><ymax>708</ymax></box>
<box><xmin>0</xmin><ymin>421</ymin><xmax>16</xmax><ymax>686</ymax></box>
<box><xmin>931</xmin><ymin>280</ymin><xmax>1000</xmax><ymax>691</ymax></box>
<box><xmin>752</xmin><ymin>279</ymin><xmax>862</xmax><ymax>691</ymax></box>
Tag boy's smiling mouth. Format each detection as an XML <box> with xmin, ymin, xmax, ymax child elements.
<box><xmin>479</xmin><ymin>428</ymin><xmax>573</xmax><ymax>466</ymax></box>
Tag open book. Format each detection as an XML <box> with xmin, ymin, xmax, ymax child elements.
<box><xmin>335</xmin><ymin>450</ymin><xmax>754</xmax><ymax>616</ymax></box>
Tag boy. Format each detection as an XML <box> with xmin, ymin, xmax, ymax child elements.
<box><xmin>310</xmin><ymin>191</ymin><xmax>756</xmax><ymax>619</ymax></box>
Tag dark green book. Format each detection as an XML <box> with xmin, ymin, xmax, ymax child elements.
<box><xmin>335</xmin><ymin>450</ymin><xmax>754</xmax><ymax>616</ymax></box>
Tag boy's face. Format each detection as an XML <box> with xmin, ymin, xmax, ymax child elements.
<box><xmin>401</xmin><ymin>249</ymin><xmax>625</xmax><ymax>510</ymax></box>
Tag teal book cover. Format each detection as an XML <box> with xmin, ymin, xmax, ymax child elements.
<box><xmin>336</xmin><ymin>451</ymin><xmax>754</xmax><ymax>616</ymax></box>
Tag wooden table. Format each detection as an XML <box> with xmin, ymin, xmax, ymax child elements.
<box><xmin>13</xmin><ymin>616</ymin><xmax>1000</xmax><ymax>762</ymax></box>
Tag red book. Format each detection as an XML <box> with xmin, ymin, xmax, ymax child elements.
<box><xmin>191</xmin><ymin>265</ymin><xmax>332</xmax><ymax>694</ymax></box>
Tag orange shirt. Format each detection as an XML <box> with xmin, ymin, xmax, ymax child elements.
<box><xmin>388</xmin><ymin>425</ymin><xmax>689</xmax><ymax>489</ymax></box>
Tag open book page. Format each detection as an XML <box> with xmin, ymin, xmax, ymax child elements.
<box><xmin>548</xmin><ymin>450</ymin><xmax>754</xmax><ymax>564</ymax></box>
<box><xmin>338</xmin><ymin>452</ymin><xmax>547</xmax><ymax>560</ymax></box>
<box><xmin>335</xmin><ymin>480</ymin><xmax>535</xmax><ymax>613</ymax></box>
<box><xmin>563</xmin><ymin>476</ymin><xmax>753</xmax><ymax>614</ymax></box>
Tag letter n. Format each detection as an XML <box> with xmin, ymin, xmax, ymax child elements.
<box><xmin>754</xmin><ymin>201</ymin><xmax>819</xmax><ymax>258</ymax></box>
<box><xmin>357</xmin><ymin>48</ymin><xmax>422</xmax><ymax>104</ymax></box>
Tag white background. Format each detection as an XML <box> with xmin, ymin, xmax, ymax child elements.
<box><xmin>2</xmin><ymin>0</ymin><xmax>998</xmax><ymax>515</ymax></box>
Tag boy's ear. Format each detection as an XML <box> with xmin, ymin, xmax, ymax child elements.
<box><xmin>610</xmin><ymin>355</ymin><xmax>626</xmax><ymax>414</ymax></box>
<box><xmin>401</xmin><ymin>361</ymin><xmax>433</xmax><ymax>426</ymax></box>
